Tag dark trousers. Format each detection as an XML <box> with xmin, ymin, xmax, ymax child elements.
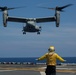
<box><xmin>45</xmin><ymin>65</ymin><xmax>56</xmax><ymax>75</ymax></box>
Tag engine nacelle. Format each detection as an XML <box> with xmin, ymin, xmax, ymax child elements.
<box><xmin>55</xmin><ymin>10</ymin><xmax>60</xmax><ymax>27</ymax></box>
<box><xmin>3</xmin><ymin>10</ymin><xmax>8</xmax><ymax>27</ymax></box>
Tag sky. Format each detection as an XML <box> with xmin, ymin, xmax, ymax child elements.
<box><xmin>0</xmin><ymin>0</ymin><xmax>76</xmax><ymax>57</ymax></box>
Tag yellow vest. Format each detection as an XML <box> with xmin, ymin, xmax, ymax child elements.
<box><xmin>38</xmin><ymin>52</ymin><xmax>65</xmax><ymax>66</ymax></box>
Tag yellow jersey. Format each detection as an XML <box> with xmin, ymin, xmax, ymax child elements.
<box><xmin>38</xmin><ymin>52</ymin><xmax>65</xmax><ymax>66</ymax></box>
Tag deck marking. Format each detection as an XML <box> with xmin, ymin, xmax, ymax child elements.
<box><xmin>0</xmin><ymin>70</ymin><xmax>15</xmax><ymax>72</ymax></box>
<box><xmin>40</xmin><ymin>72</ymin><xmax>45</xmax><ymax>75</ymax></box>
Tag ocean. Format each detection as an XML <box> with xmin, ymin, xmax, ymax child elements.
<box><xmin>0</xmin><ymin>57</ymin><xmax>76</xmax><ymax>64</ymax></box>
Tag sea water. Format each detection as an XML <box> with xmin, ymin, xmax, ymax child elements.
<box><xmin>0</xmin><ymin>57</ymin><xmax>76</xmax><ymax>64</ymax></box>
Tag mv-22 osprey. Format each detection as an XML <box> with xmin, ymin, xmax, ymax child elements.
<box><xmin>0</xmin><ymin>4</ymin><xmax>72</xmax><ymax>34</ymax></box>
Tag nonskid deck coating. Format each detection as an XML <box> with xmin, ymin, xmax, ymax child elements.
<box><xmin>0</xmin><ymin>65</ymin><xmax>76</xmax><ymax>73</ymax></box>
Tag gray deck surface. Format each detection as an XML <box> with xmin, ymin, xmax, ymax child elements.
<box><xmin>0</xmin><ymin>64</ymin><xmax>76</xmax><ymax>75</ymax></box>
<box><xmin>0</xmin><ymin>70</ymin><xmax>76</xmax><ymax>75</ymax></box>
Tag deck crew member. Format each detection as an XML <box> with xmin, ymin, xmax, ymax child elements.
<box><xmin>36</xmin><ymin>46</ymin><xmax>66</xmax><ymax>75</ymax></box>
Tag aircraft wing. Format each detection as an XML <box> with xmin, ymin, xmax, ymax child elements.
<box><xmin>7</xmin><ymin>16</ymin><xmax>56</xmax><ymax>23</ymax></box>
<box><xmin>7</xmin><ymin>16</ymin><xmax>27</xmax><ymax>23</ymax></box>
<box><xmin>36</xmin><ymin>16</ymin><xmax>56</xmax><ymax>23</ymax></box>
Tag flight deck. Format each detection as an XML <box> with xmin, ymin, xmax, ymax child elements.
<box><xmin>0</xmin><ymin>64</ymin><xmax>76</xmax><ymax>75</ymax></box>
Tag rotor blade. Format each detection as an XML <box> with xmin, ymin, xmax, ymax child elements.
<box><xmin>39</xmin><ymin>6</ymin><xmax>55</xmax><ymax>10</ymax></box>
<box><xmin>58</xmin><ymin>4</ymin><xmax>73</xmax><ymax>10</ymax></box>
<box><xmin>7</xmin><ymin>6</ymin><xmax>26</xmax><ymax>10</ymax></box>
<box><xmin>39</xmin><ymin>4</ymin><xmax>73</xmax><ymax>12</ymax></box>
<box><xmin>0</xmin><ymin>6</ymin><xmax>26</xmax><ymax>11</ymax></box>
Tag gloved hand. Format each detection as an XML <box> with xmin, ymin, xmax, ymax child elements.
<box><xmin>64</xmin><ymin>60</ymin><xmax>66</xmax><ymax>62</ymax></box>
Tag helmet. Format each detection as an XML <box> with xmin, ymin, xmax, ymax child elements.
<box><xmin>48</xmin><ymin>46</ymin><xmax>55</xmax><ymax>52</ymax></box>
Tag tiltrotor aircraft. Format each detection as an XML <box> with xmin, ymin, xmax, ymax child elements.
<box><xmin>0</xmin><ymin>4</ymin><xmax>72</xmax><ymax>34</ymax></box>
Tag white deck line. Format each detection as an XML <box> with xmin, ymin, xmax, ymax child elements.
<box><xmin>0</xmin><ymin>70</ymin><xmax>15</xmax><ymax>72</ymax></box>
<box><xmin>40</xmin><ymin>72</ymin><xmax>45</xmax><ymax>75</ymax></box>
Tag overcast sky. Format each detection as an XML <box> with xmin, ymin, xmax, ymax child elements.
<box><xmin>0</xmin><ymin>0</ymin><xmax>76</xmax><ymax>57</ymax></box>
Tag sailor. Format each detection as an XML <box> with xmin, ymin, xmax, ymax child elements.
<box><xmin>36</xmin><ymin>46</ymin><xmax>66</xmax><ymax>75</ymax></box>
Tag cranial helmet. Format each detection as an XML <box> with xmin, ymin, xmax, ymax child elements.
<box><xmin>48</xmin><ymin>46</ymin><xmax>55</xmax><ymax>52</ymax></box>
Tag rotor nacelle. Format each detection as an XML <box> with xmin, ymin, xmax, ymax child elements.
<box><xmin>55</xmin><ymin>9</ymin><xmax>60</xmax><ymax>27</ymax></box>
<box><xmin>0</xmin><ymin>6</ymin><xmax>26</xmax><ymax>27</ymax></box>
<box><xmin>39</xmin><ymin>4</ymin><xmax>73</xmax><ymax>27</ymax></box>
<box><xmin>55</xmin><ymin>4</ymin><xmax>73</xmax><ymax>27</ymax></box>
<box><xmin>3</xmin><ymin>10</ymin><xmax>8</xmax><ymax>27</ymax></box>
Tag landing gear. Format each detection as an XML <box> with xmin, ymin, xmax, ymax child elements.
<box><xmin>37</xmin><ymin>32</ymin><xmax>40</xmax><ymax>34</ymax></box>
<box><xmin>23</xmin><ymin>31</ymin><xmax>26</xmax><ymax>34</ymax></box>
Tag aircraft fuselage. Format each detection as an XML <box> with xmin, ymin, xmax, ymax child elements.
<box><xmin>22</xmin><ymin>21</ymin><xmax>41</xmax><ymax>34</ymax></box>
